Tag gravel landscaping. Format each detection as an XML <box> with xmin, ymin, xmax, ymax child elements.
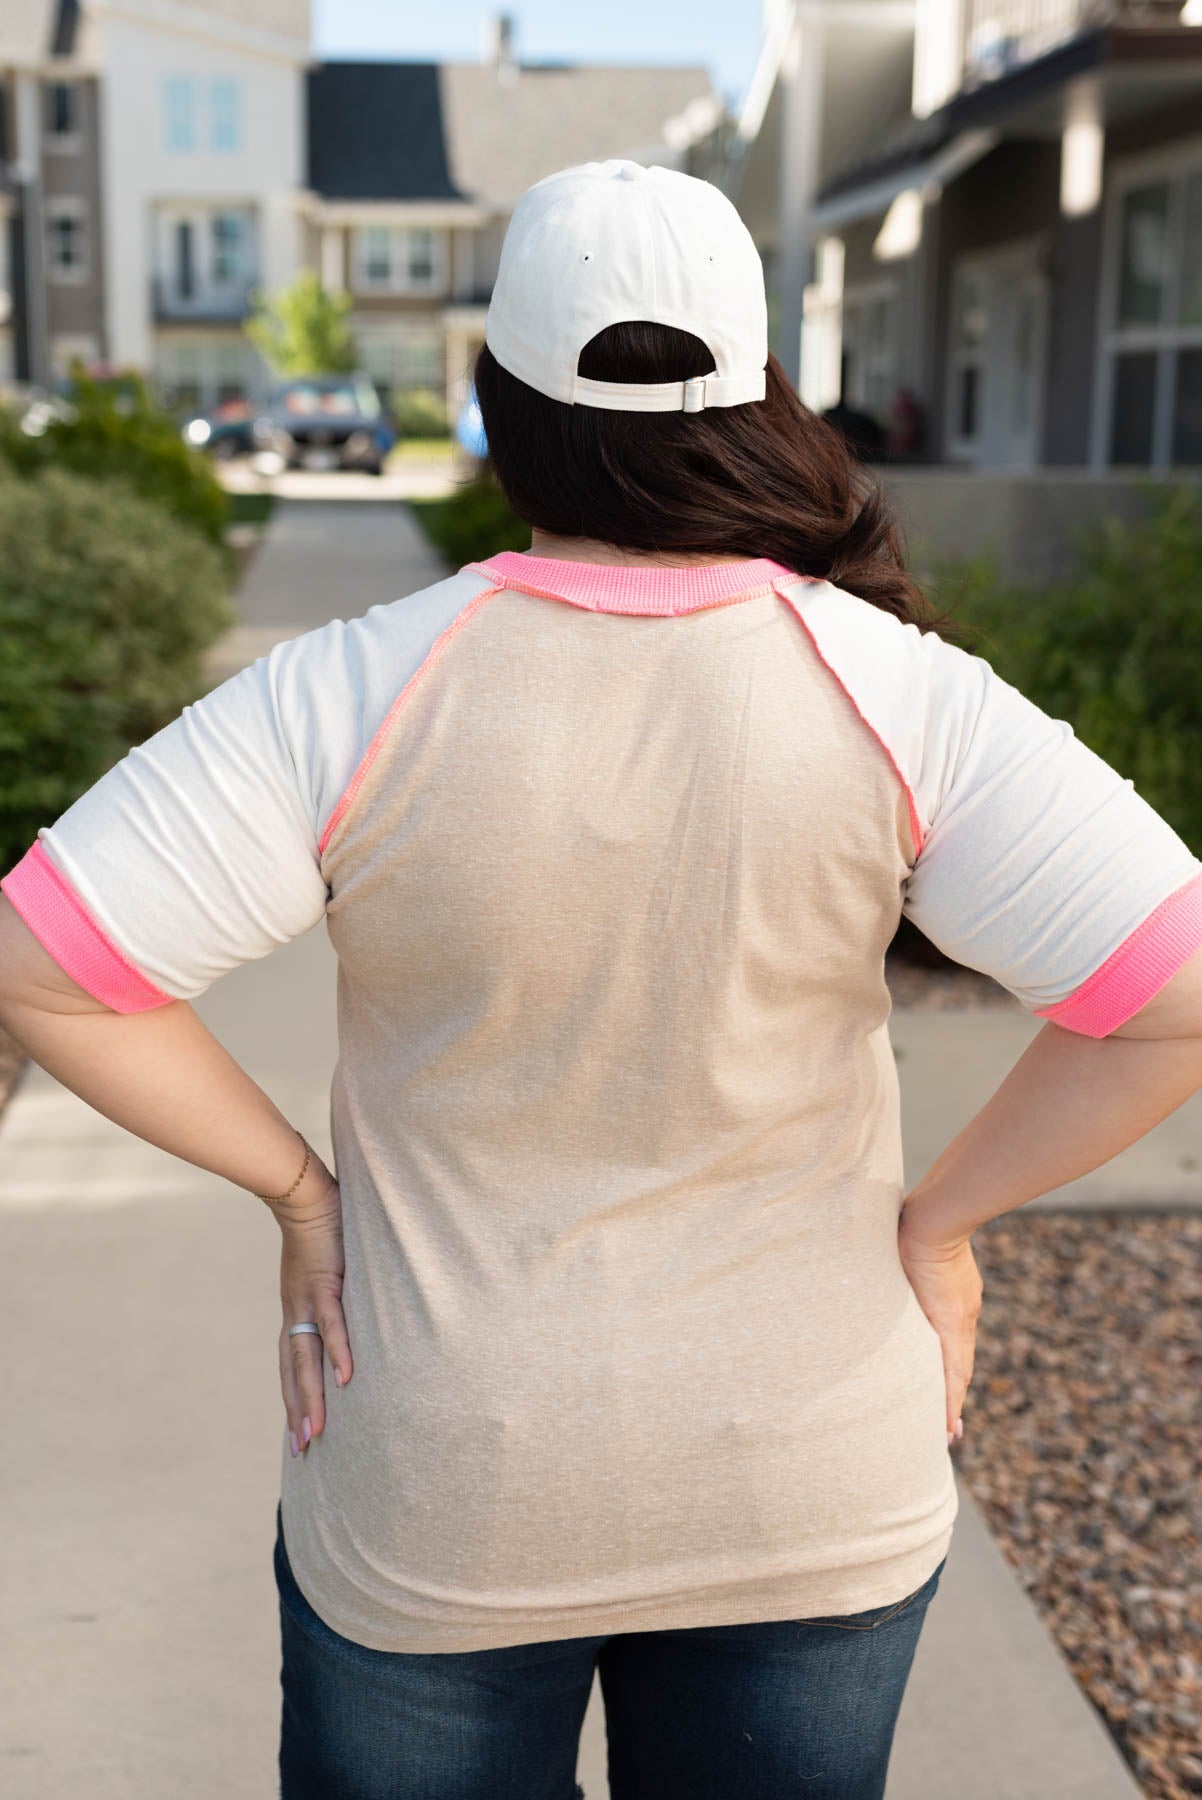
<box><xmin>960</xmin><ymin>1211</ymin><xmax>1202</xmax><ymax>1800</ymax></box>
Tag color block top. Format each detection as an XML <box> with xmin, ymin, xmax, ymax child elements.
<box><xmin>5</xmin><ymin>550</ymin><xmax>1201</xmax><ymax>1653</ymax></box>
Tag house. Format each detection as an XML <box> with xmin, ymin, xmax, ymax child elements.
<box><xmin>0</xmin><ymin>0</ymin><xmax>107</xmax><ymax>386</ymax></box>
<box><xmin>733</xmin><ymin>0</ymin><xmax>1202</xmax><ymax>473</ymax></box>
<box><xmin>0</xmin><ymin>0</ymin><xmax>311</xmax><ymax>406</ymax></box>
<box><xmin>304</xmin><ymin>17</ymin><xmax>726</xmax><ymax>420</ymax></box>
<box><xmin>96</xmin><ymin>0</ymin><xmax>310</xmax><ymax>411</ymax></box>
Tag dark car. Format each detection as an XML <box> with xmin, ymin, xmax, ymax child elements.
<box><xmin>182</xmin><ymin>396</ymin><xmax>258</xmax><ymax>459</ymax></box>
<box><xmin>250</xmin><ymin>375</ymin><xmax>396</xmax><ymax>474</ymax></box>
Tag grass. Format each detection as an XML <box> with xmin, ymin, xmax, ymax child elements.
<box><xmin>389</xmin><ymin>437</ymin><xmax>455</xmax><ymax>463</ymax></box>
<box><xmin>224</xmin><ymin>489</ymin><xmax>275</xmax><ymax>526</ymax></box>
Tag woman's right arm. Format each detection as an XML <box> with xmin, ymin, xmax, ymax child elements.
<box><xmin>899</xmin><ymin>942</ymin><xmax>1202</xmax><ymax>1253</ymax></box>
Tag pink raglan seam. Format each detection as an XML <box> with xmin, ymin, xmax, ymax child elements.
<box><xmin>1032</xmin><ymin>866</ymin><xmax>1202</xmax><ymax>1037</ymax></box>
<box><xmin>0</xmin><ymin>838</ymin><xmax>176</xmax><ymax>1012</ymax></box>
<box><xmin>317</xmin><ymin>584</ymin><xmax>503</xmax><ymax>859</ymax></box>
<box><xmin>774</xmin><ymin>579</ymin><xmax>925</xmax><ymax>863</ymax></box>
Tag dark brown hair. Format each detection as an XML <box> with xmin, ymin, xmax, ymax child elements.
<box><xmin>473</xmin><ymin>321</ymin><xmax>957</xmax><ymax>634</ymax></box>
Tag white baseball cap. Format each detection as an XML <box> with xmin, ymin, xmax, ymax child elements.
<box><xmin>484</xmin><ymin>159</ymin><xmax>768</xmax><ymax>415</ymax></box>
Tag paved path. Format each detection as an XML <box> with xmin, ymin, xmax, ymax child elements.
<box><xmin>895</xmin><ymin>1005</ymin><xmax>1202</xmax><ymax>1210</ymax></box>
<box><xmin>1</xmin><ymin>501</ymin><xmax>1142</xmax><ymax>1798</ymax></box>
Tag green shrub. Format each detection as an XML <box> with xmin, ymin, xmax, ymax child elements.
<box><xmin>408</xmin><ymin>474</ymin><xmax>528</xmax><ymax>568</ymax></box>
<box><xmin>394</xmin><ymin>388</ymin><xmax>450</xmax><ymax>439</ymax></box>
<box><xmin>931</xmin><ymin>485</ymin><xmax>1202</xmax><ymax>854</ymax></box>
<box><xmin>0</xmin><ymin>371</ymin><xmax>230</xmax><ymax>550</ymax></box>
<box><xmin>0</xmin><ymin>466</ymin><xmax>236</xmax><ymax>877</ymax></box>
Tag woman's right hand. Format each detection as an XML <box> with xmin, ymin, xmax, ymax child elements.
<box><xmin>897</xmin><ymin>1211</ymin><xmax>984</xmax><ymax>1446</ymax></box>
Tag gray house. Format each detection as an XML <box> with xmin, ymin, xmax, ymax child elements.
<box><xmin>733</xmin><ymin>0</ymin><xmax>1202</xmax><ymax>474</ymax></box>
<box><xmin>304</xmin><ymin>21</ymin><xmax>726</xmax><ymax>420</ymax></box>
<box><xmin>0</xmin><ymin>0</ymin><xmax>106</xmax><ymax>387</ymax></box>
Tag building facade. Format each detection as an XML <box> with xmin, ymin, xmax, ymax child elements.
<box><xmin>0</xmin><ymin>5</ymin><xmax>725</xmax><ymax>416</ymax></box>
<box><xmin>737</xmin><ymin>0</ymin><xmax>1202</xmax><ymax>472</ymax></box>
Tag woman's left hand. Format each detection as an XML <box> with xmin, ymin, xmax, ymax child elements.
<box><xmin>275</xmin><ymin>1164</ymin><xmax>354</xmax><ymax>1457</ymax></box>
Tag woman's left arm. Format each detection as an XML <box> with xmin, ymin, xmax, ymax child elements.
<box><xmin>0</xmin><ymin>893</ymin><xmax>352</xmax><ymax>1454</ymax></box>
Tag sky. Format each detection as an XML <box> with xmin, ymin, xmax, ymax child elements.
<box><xmin>311</xmin><ymin>1</ymin><xmax>765</xmax><ymax>112</ymax></box>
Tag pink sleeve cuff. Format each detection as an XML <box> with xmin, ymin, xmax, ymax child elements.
<box><xmin>1033</xmin><ymin>868</ymin><xmax>1202</xmax><ymax>1037</ymax></box>
<box><xmin>0</xmin><ymin>839</ymin><xmax>176</xmax><ymax>1013</ymax></box>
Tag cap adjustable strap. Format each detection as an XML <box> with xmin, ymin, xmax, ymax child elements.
<box><xmin>570</xmin><ymin>368</ymin><xmax>767</xmax><ymax>413</ymax></box>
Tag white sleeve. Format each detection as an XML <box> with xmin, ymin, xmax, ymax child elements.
<box><xmin>0</xmin><ymin>571</ymin><xmax>490</xmax><ymax>1010</ymax></box>
<box><xmin>901</xmin><ymin>628</ymin><xmax>1202</xmax><ymax>1036</ymax></box>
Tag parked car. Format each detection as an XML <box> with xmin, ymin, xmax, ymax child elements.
<box><xmin>251</xmin><ymin>375</ymin><xmax>396</xmax><ymax>474</ymax></box>
<box><xmin>182</xmin><ymin>396</ymin><xmax>258</xmax><ymax>459</ymax></box>
<box><xmin>180</xmin><ymin>376</ymin><xmax>397</xmax><ymax>473</ymax></box>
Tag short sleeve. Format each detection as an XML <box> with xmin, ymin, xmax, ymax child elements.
<box><xmin>0</xmin><ymin>644</ymin><xmax>329</xmax><ymax>1011</ymax></box>
<box><xmin>902</xmin><ymin>631</ymin><xmax>1202</xmax><ymax>1037</ymax></box>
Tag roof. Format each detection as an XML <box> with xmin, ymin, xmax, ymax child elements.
<box><xmin>817</xmin><ymin>23</ymin><xmax>1202</xmax><ymax>207</ymax></box>
<box><xmin>438</xmin><ymin>62</ymin><xmax>717</xmax><ymax>209</ymax></box>
<box><xmin>307</xmin><ymin>64</ymin><xmax>466</xmax><ymax>202</ymax></box>
<box><xmin>307</xmin><ymin>58</ymin><xmax>719</xmax><ymax>207</ymax></box>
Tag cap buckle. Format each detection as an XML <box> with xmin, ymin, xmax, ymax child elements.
<box><xmin>682</xmin><ymin>375</ymin><xmax>708</xmax><ymax>413</ymax></box>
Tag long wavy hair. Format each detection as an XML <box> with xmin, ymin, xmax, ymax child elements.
<box><xmin>473</xmin><ymin>321</ymin><xmax>962</xmax><ymax>638</ymax></box>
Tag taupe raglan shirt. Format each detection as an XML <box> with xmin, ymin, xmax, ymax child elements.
<box><xmin>6</xmin><ymin>551</ymin><xmax>1202</xmax><ymax>1652</ymax></box>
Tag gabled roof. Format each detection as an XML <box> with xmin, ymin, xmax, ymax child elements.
<box><xmin>307</xmin><ymin>64</ymin><xmax>466</xmax><ymax>202</ymax></box>
<box><xmin>307</xmin><ymin>58</ymin><xmax>719</xmax><ymax>208</ymax></box>
<box><xmin>438</xmin><ymin>62</ymin><xmax>717</xmax><ymax>210</ymax></box>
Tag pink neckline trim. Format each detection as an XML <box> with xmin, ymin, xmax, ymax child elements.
<box><xmin>464</xmin><ymin>551</ymin><xmax>802</xmax><ymax>616</ymax></box>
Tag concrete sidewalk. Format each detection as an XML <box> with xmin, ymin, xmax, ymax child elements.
<box><xmin>895</xmin><ymin>1004</ymin><xmax>1202</xmax><ymax>1210</ymax></box>
<box><xmin>0</xmin><ymin>500</ymin><xmax>1145</xmax><ymax>1797</ymax></box>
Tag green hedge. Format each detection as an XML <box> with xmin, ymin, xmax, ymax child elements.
<box><xmin>0</xmin><ymin>372</ymin><xmax>231</xmax><ymax>551</ymax></box>
<box><xmin>0</xmin><ymin>467</ymin><xmax>236</xmax><ymax>878</ymax></box>
<box><xmin>408</xmin><ymin>474</ymin><xmax>529</xmax><ymax>567</ymax></box>
<box><xmin>932</xmin><ymin>485</ymin><xmax>1202</xmax><ymax>855</ymax></box>
<box><xmin>393</xmin><ymin>388</ymin><xmax>450</xmax><ymax>439</ymax></box>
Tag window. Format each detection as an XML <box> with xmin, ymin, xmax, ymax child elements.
<box><xmin>1117</xmin><ymin>182</ymin><xmax>1170</xmax><ymax>326</ymax></box>
<box><xmin>158</xmin><ymin>207</ymin><xmax>257</xmax><ymax>314</ymax></box>
<box><xmin>157</xmin><ymin>338</ymin><xmax>254</xmax><ymax>412</ymax></box>
<box><xmin>362</xmin><ymin>227</ymin><xmax>392</xmax><ymax>286</ymax></box>
<box><xmin>407</xmin><ymin>228</ymin><xmax>435</xmax><ymax>284</ymax></box>
<box><xmin>164</xmin><ymin>77</ymin><xmax>196</xmax><ymax>152</ymax></box>
<box><xmin>160</xmin><ymin>340</ymin><xmax>203</xmax><ymax>412</ymax></box>
<box><xmin>356</xmin><ymin>328</ymin><xmax>444</xmax><ymax>394</ymax></box>
<box><xmin>840</xmin><ymin>282</ymin><xmax>897</xmax><ymax>422</ymax></box>
<box><xmin>1100</xmin><ymin>152</ymin><xmax>1202</xmax><ymax>468</ymax></box>
<box><xmin>174</xmin><ymin>219</ymin><xmax>195</xmax><ymax>299</ymax></box>
<box><xmin>209</xmin><ymin>78</ymin><xmax>240</xmax><ymax>153</ymax></box>
<box><xmin>947</xmin><ymin>266</ymin><xmax>988</xmax><ymax>453</ymax></box>
<box><xmin>46</xmin><ymin>202</ymin><xmax>86</xmax><ymax>279</ymax></box>
<box><xmin>214</xmin><ymin>338</ymin><xmax>251</xmax><ymax>403</ymax></box>
<box><xmin>210</xmin><ymin>213</ymin><xmax>246</xmax><ymax>287</ymax></box>
<box><xmin>355</xmin><ymin>225</ymin><xmax>445</xmax><ymax>293</ymax></box>
<box><xmin>45</xmin><ymin>82</ymin><xmax>78</xmax><ymax>143</ymax></box>
<box><xmin>1109</xmin><ymin>352</ymin><xmax>1158</xmax><ymax>465</ymax></box>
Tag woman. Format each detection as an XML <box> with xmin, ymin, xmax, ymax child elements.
<box><xmin>2</xmin><ymin>161</ymin><xmax>1202</xmax><ymax>1800</ymax></box>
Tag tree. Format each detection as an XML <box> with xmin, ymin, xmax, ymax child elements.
<box><xmin>245</xmin><ymin>272</ymin><xmax>358</xmax><ymax>377</ymax></box>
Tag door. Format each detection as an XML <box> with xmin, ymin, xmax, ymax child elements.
<box><xmin>946</xmin><ymin>242</ymin><xmax>1048</xmax><ymax>469</ymax></box>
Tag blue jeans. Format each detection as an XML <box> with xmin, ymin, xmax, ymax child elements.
<box><xmin>274</xmin><ymin>1500</ymin><xmax>945</xmax><ymax>1800</ymax></box>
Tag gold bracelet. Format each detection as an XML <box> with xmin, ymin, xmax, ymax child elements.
<box><xmin>255</xmin><ymin>1130</ymin><xmax>312</xmax><ymax>1206</ymax></box>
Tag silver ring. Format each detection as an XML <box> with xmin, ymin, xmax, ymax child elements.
<box><xmin>288</xmin><ymin>1322</ymin><xmax>322</xmax><ymax>1338</ymax></box>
